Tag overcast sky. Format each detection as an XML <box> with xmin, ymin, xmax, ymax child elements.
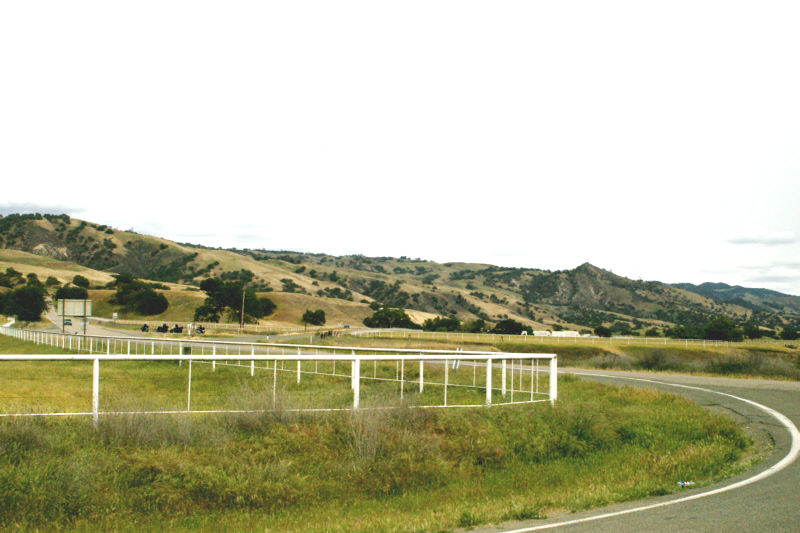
<box><xmin>2</xmin><ymin>1</ymin><xmax>799</xmax><ymax>295</ymax></box>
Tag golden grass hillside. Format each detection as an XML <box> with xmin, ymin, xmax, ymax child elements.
<box><xmin>0</xmin><ymin>249</ymin><xmax>114</xmax><ymax>286</ymax></box>
<box><xmin>88</xmin><ymin>289</ymin><xmax>206</xmax><ymax>323</ymax></box>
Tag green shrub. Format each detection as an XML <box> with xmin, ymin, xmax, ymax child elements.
<box><xmin>54</xmin><ymin>286</ymin><xmax>89</xmax><ymax>300</ymax></box>
<box><xmin>72</xmin><ymin>275</ymin><xmax>90</xmax><ymax>289</ymax></box>
<box><xmin>3</xmin><ymin>286</ymin><xmax>46</xmax><ymax>321</ymax></box>
<box><xmin>302</xmin><ymin>309</ymin><xmax>325</xmax><ymax>326</ymax></box>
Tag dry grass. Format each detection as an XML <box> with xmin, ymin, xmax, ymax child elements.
<box><xmin>0</xmin><ymin>249</ymin><xmax>115</xmax><ymax>286</ymax></box>
<box><xmin>88</xmin><ymin>289</ymin><xmax>206</xmax><ymax>322</ymax></box>
<box><xmin>265</xmin><ymin>292</ymin><xmax>373</xmax><ymax>326</ymax></box>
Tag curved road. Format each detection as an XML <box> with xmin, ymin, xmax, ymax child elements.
<box><xmin>475</xmin><ymin>369</ymin><xmax>800</xmax><ymax>533</ymax></box>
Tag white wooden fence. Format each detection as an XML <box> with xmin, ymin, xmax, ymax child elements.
<box><xmin>0</xmin><ymin>325</ymin><xmax>557</xmax><ymax>425</ymax></box>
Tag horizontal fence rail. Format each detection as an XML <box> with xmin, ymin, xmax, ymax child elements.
<box><xmin>0</xmin><ymin>325</ymin><xmax>557</xmax><ymax>425</ymax></box>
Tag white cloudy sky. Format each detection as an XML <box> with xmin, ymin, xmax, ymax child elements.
<box><xmin>2</xmin><ymin>1</ymin><xmax>799</xmax><ymax>295</ymax></box>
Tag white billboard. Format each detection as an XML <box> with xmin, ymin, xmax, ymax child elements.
<box><xmin>56</xmin><ymin>299</ymin><xmax>92</xmax><ymax>317</ymax></box>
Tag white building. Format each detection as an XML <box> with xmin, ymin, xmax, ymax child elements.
<box><xmin>551</xmin><ymin>330</ymin><xmax>580</xmax><ymax>338</ymax></box>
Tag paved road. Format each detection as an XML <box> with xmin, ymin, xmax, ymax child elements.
<box><xmin>474</xmin><ymin>369</ymin><xmax>800</xmax><ymax>533</ymax></box>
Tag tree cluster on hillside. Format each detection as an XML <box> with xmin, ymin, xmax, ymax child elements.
<box><xmin>363</xmin><ymin>308</ymin><xmax>420</xmax><ymax>329</ymax></box>
<box><xmin>491</xmin><ymin>318</ymin><xmax>532</xmax><ymax>335</ymax></box>
<box><xmin>663</xmin><ymin>315</ymin><xmax>764</xmax><ymax>342</ymax></box>
<box><xmin>594</xmin><ymin>325</ymin><xmax>612</xmax><ymax>337</ymax></box>
<box><xmin>194</xmin><ymin>278</ymin><xmax>276</xmax><ymax>323</ymax></box>
<box><xmin>703</xmin><ymin>316</ymin><xmax>744</xmax><ymax>342</ymax></box>
<box><xmin>108</xmin><ymin>274</ymin><xmax>169</xmax><ymax>316</ymax></box>
<box><xmin>781</xmin><ymin>326</ymin><xmax>800</xmax><ymax>340</ymax></box>
<box><xmin>418</xmin><ymin>315</ymin><xmax>489</xmax><ymax>333</ymax></box>
<box><xmin>462</xmin><ymin>318</ymin><xmax>488</xmax><ymax>333</ymax></box>
<box><xmin>0</xmin><ymin>268</ymin><xmax>25</xmax><ymax>288</ymax></box>
<box><xmin>72</xmin><ymin>275</ymin><xmax>90</xmax><ymax>289</ymax></box>
<box><xmin>421</xmin><ymin>316</ymin><xmax>461</xmax><ymax>332</ymax></box>
<box><xmin>53</xmin><ymin>286</ymin><xmax>89</xmax><ymax>301</ymax></box>
<box><xmin>1</xmin><ymin>274</ymin><xmax>47</xmax><ymax>321</ymax></box>
<box><xmin>302</xmin><ymin>309</ymin><xmax>326</xmax><ymax>326</ymax></box>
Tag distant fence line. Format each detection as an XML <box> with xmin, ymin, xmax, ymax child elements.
<box><xmin>0</xmin><ymin>325</ymin><xmax>557</xmax><ymax>424</ymax></box>
<box><xmin>349</xmin><ymin>328</ymin><xmax>796</xmax><ymax>348</ymax></box>
<box><xmin>88</xmin><ymin>317</ymin><xmax>358</xmax><ymax>335</ymax></box>
<box><xmin>56</xmin><ymin>316</ymin><xmax>798</xmax><ymax>348</ymax></box>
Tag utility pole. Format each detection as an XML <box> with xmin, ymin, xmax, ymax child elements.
<box><xmin>240</xmin><ymin>285</ymin><xmax>246</xmax><ymax>333</ymax></box>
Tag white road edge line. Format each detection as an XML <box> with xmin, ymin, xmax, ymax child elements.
<box><xmin>501</xmin><ymin>371</ymin><xmax>800</xmax><ymax>533</ymax></box>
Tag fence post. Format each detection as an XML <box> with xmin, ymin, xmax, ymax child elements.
<box><xmin>297</xmin><ymin>348</ymin><xmax>301</xmax><ymax>383</ymax></box>
<box><xmin>92</xmin><ymin>358</ymin><xmax>99</xmax><ymax>428</ymax></box>
<box><xmin>187</xmin><ymin>360</ymin><xmax>192</xmax><ymax>411</ymax></box>
<box><xmin>251</xmin><ymin>346</ymin><xmax>255</xmax><ymax>376</ymax></box>
<box><xmin>486</xmin><ymin>359</ymin><xmax>492</xmax><ymax>405</ymax></box>
<box><xmin>353</xmin><ymin>356</ymin><xmax>360</xmax><ymax>409</ymax></box>
<box><xmin>419</xmin><ymin>359</ymin><xmax>424</xmax><ymax>393</ymax></box>
<box><xmin>530</xmin><ymin>358</ymin><xmax>534</xmax><ymax>400</ymax></box>
<box><xmin>549</xmin><ymin>356</ymin><xmax>558</xmax><ymax>405</ymax></box>
<box><xmin>273</xmin><ymin>359</ymin><xmax>278</xmax><ymax>407</ymax></box>
<box><xmin>400</xmin><ymin>359</ymin><xmax>404</xmax><ymax>400</ymax></box>
<box><xmin>444</xmin><ymin>358</ymin><xmax>448</xmax><ymax>406</ymax></box>
<box><xmin>501</xmin><ymin>359</ymin><xmax>507</xmax><ymax>396</ymax></box>
<box><xmin>350</xmin><ymin>351</ymin><xmax>356</xmax><ymax>390</ymax></box>
<box><xmin>510</xmin><ymin>359</ymin><xmax>514</xmax><ymax>403</ymax></box>
<box><xmin>212</xmin><ymin>345</ymin><xmax>216</xmax><ymax>371</ymax></box>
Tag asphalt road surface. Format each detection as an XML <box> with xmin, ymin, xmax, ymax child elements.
<box><xmin>474</xmin><ymin>369</ymin><xmax>800</xmax><ymax>533</ymax></box>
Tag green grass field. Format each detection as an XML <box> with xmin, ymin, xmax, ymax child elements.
<box><xmin>0</xmin><ymin>334</ymin><xmax>761</xmax><ymax>532</ymax></box>
<box><xmin>321</xmin><ymin>333</ymin><xmax>800</xmax><ymax>380</ymax></box>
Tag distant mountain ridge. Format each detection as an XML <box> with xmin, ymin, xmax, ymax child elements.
<box><xmin>672</xmin><ymin>281</ymin><xmax>800</xmax><ymax>315</ymax></box>
<box><xmin>1</xmin><ymin>212</ymin><xmax>798</xmax><ymax>332</ymax></box>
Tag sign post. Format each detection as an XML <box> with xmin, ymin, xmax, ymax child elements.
<box><xmin>57</xmin><ymin>299</ymin><xmax>93</xmax><ymax>336</ymax></box>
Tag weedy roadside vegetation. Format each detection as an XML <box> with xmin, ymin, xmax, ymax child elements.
<box><xmin>0</xmin><ymin>363</ymin><xmax>756</xmax><ymax>531</ymax></box>
<box><xmin>312</xmin><ymin>334</ymin><xmax>800</xmax><ymax>380</ymax></box>
<box><xmin>498</xmin><ymin>342</ymin><xmax>800</xmax><ymax>379</ymax></box>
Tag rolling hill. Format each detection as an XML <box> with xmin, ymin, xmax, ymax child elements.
<box><xmin>1</xmin><ymin>212</ymin><xmax>798</xmax><ymax>333</ymax></box>
<box><xmin>672</xmin><ymin>282</ymin><xmax>800</xmax><ymax>315</ymax></box>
